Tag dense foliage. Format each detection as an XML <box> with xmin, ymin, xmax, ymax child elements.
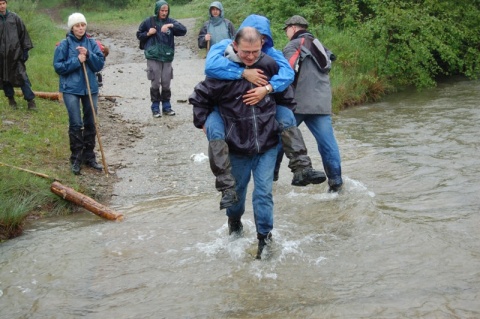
<box><xmin>253</xmin><ymin>0</ymin><xmax>480</xmax><ymax>88</ymax></box>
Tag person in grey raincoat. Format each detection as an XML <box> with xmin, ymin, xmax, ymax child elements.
<box><xmin>0</xmin><ymin>0</ymin><xmax>36</xmax><ymax>110</ymax></box>
<box><xmin>279</xmin><ymin>15</ymin><xmax>343</xmax><ymax>192</ymax></box>
<box><xmin>197</xmin><ymin>1</ymin><xmax>235</xmax><ymax>50</ymax></box>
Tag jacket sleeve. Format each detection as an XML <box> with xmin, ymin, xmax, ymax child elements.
<box><xmin>226</xmin><ymin>20</ymin><xmax>236</xmax><ymax>39</ymax></box>
<box><xmin>86</xmin><ymin>38</ymin><xmax>105</xmax><ymax>73</ymax></box>
<box><xmin>265</xmin><ymin>47</ymin><xmax>294</xmax><ymax>93</ymax></box>
<box><xmin>136</xmin><ymin>17</ymin><xmax>150</xmax><ymax>42</ymax></box>
<box><xmin>170</xmin><ymin>18</ymin><xmax>187</xmax><ymax>36</ymax></box>
<box><xmin>189</xmin><ymin>80</ymin><xmax>215</xmax><ymax>129</ymax></box>
<box><xmin>205</xmin><ymin>39</ymin><xmax>243</xmax><ymax>80</ymax></box>
<box><xmin>53</xmin><ymin>40</ymin><xmax>82</xmax><ymax>76</ymax></box>
<box><xmin>197</xmin><ymin>22</ymin><xmax>208</xmax><ymax>49</ymax></box>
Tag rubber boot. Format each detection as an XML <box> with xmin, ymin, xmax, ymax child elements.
<box><xmin>228</xmin><ymin>217</ymin><xmax>243</xmax><ymax>236</ymax></box>
<box><xmin>8</xmin><ymin>96</ymin><xmax>17</xmax><ymax>109</ymax></box>
<box><xmin>281</xmin><ymin>127</ymin><xmax>326</xmax><ymax>186</ymax></box>
<box><xmin>161</xmin><ymin>89</ymin><xmax>175</xmax><ymax>115</ymax></box>
<box><xmin>69</xmin><ymin>129</ymin><xmax>84</xmax><ymax>175</ymax></box>
<box><xmin>256</xmin><ymin>232</ymin><xmax>272</xmax><ymax>260</ymax></box>
<box><xmin>83</xmin><ymin>128</ymin><xmax>103</xmax><ymax>171</ymax></box>
<box><xmin>208</xmin><ymin>140</ymin><xmax>238</xmax><ymax>209</ymax></box>
<box><xmin>150</xmin><ymin>88</ymin><xmax>161</xmax><ymax>117</ymax></box>
<box><xmin>27</xmin><ymin>99</ymin><xmax>37</xmax><ymax>110</ymax></box>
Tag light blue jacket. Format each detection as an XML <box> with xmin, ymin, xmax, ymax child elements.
<box><xmin>204</xmin><ymin>14</ymin><xmax>294</xmax><ymax>93</ymax></box>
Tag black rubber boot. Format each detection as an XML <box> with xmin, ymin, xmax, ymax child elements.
<box><xmin>273</xmin><ymin>148</ymin><xmax>284</xmax><ymax>181</ymax></box>
<box><xmin>228</xmin><ymin>217</ymin><xmax>243</xmax><ymax>236</ymax></box>
<box><xmin>208</xmin><ymin>140</ymin><xmax>238</xmax><ymax>209</ymax></box>
<box><xmin>256</xmin><ymin>232</ymin><xmax>272</xmax><ymax>260</ymax></box>
<box><xmin>8</xmin><ymin>96</ymin><xmax>17</xmax><ymax>109</ymax></box>
<box><xmin>69</xmin><ymin>129</ymin><xmax>84</xmax><ymax>175</ymax></box>
<box><xmin>83</xmin><ymin>128</ymin><xmax>103</xmax><ymax>171</ymax></box>
<box><xmin>281</xmin><ymin>127</ymin><xmax>326</xmax><ymax>186</ymax></box>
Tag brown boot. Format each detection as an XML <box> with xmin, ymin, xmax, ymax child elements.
<box><xmin>8</xmin><ymin>97</ymin><xmax>17</xmax><ymax>109</ymax></box>
<box><xmin>27</xmin><ymin>99</ymin><xmax>37</xmax><ymax>110</ymax></box>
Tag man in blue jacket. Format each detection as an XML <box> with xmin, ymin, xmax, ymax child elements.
<box><xmin>137</xmin><ymin>1</ymin><xmax>187</xmax><ymax>117</ymax></box>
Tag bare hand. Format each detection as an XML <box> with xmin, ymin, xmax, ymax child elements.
<box><xmin>242</xmin><ymin>69</ymin><xmax>268</xmax><ymax>87</ymax></box>
<box><xmin>76</xmin><ymin>46</ymin><xmax>88</xmax><ymax>56</ymax></box>
<box><xmin>243</xmin><ymin>87</ymin><xmax>268</xmax><ymax>105</ymax></box>
<box><xmin>205</xmin><ymin>34</ymin><xmax>211</xmax><ymax>41</ymax></box>
<box><xmin>161</xmin><ymin>24</ymin><xmax>171</xmax><ymax>33</ymax></box>
<box><xmin>78</xmin><ymin>53</ymin><xmax>86</xmax><ymax>63</ymax></box>
<box><xmin>147</xmin><ymin>27</ymin><xmax>157</xmax><ymax>36</ymax></box>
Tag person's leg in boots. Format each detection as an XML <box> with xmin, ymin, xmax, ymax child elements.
<box><xmin>205</xmin><ymin>109</ymin><xmax>238</xmax><ymax>209</ymax></box>
<box><xmin>209</xmin><ymin>139</ymin><xmax>237</xmax><ymax>209</ymax></box>
<box><xmin>63</xmin><ymin>93</ymin><xmax>85</xmax><ymax>174</ymax></box>
<box><xmin>251</xmin><ymin>148</ymin><xmax>276</xmax><ymax>259</ymax></box>
<box><xmin>3</xmin><ymin>82</ymin><xmax>17</xmax><ymax>109</ymax></box>
<box><xmin>20</xmin><ymin>75</ymin><xmax>36</xmax><ymax>110</ymax></box>
<box><xmin>81</xmin><ymin>94</ymin><xmax>102</xmax><ymax>171</ymax></box>
<box><xmin>276</xmin><ymin>105</ymin><xmax>326</xmax><ymax>186</ymax></box>
<box><xmin>226</xmin><ymin>153</ymin><xmax>252</xmax><ymax>237</ymax></box>
<box><xmin>300</xmin><ymin>114</ymin><xmax>343</xmax><ymax>192</ymax></box>
<box><xmin>147</xmin><ymin>60</ymin><xmax>162</xmax><ymax>118</ymax></box>
<box><xmin>160</xmin><ymin>62</ymin><xmax>175</xmax><ymax>116</ymax></box>
<box><xmin>68</xmin><ymin>129</ymin><xmax>84</xmax><ymax>175</ymax></box>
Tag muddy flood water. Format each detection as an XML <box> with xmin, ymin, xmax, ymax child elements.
<box><xmin>1</xmin><ymin>19</ymin><xmax>479</xmax><ymax>318</ymax></box>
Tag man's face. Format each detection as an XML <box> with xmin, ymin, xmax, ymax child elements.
<box><xmin>210</xmin><ymin>7</ymin><xmax>220</xmax><ymax>17</ymax></box>
<box><xmin>234</xmin><ymin>39</ymin><xmax>262</xmax><ymax>66</ymax></box>
<box><xmin>158</xmin><ymin>5</ymin><xmax>168</xmax><ymax>19</ymax></box>
<box><xmin>0</xmin><ymin>1</ymin><xmax>7</xmax><ymax>15</ymax></box>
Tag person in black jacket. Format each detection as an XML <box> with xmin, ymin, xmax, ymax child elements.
<box><xmin>190</xmin><ymin>27</ymin><xmax>296</xmax><ymax>259</ymax></box>
<box><xmin>0</xmin><ymin>0</ymin><xmax>36</xmax><ymax>110</ymax></box>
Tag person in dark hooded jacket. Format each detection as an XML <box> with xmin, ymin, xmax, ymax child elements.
<box><xmin>53</xmin><ymin>13</ymin><xmax>105</xmax><ymax>175</ymax></box>
<box><xmin>136</xmin><ymin>0</ymin><xmax>187</xmax><ymax>118</ymax></box>
<box><xmin>197</xmin><ymin>1</ymin><xmax>235</xmax><ymax>50</ymax></box>
<box><xmin>202</xmin><ymin>14</ymin><xmax>326</xmax><ymax>211</ymax></box>
<box><xmin>0</xmin><ymin>0</ymin><xmax>36</xmax><ymax>110</ymax></box>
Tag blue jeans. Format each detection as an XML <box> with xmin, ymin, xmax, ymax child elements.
<box><xmin>205</xmin><ymin>105</ymin><xmax>296</xmax><ymax>141</ymax></box>
<box><xmin>63</xmin><ymin>93</ymin><xmax>98</xmax><ymax>131</ymax></box>
<box><xmin>2</xmin><ymin>77</ymin><xmax>35</xmax><ymax>101</ymax></box>
<box><xmin>227</xmin><ymin>147</ymin><xmax>277</xmax><ymax>236</ymax></box>
<box><xmin>295</xmin><ymin>114</ymin><xmax>343</xmax><ymax>186</ymax></box>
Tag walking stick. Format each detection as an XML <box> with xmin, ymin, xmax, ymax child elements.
<box><xmin>82</xmin><ymin>62</ymin><xmax>108</xmax><ymax>176</ymax></box>
<box><xmin>206</xmin><ymin>40</ymin><xmax>210</xmax><ymax>53</ymax></box>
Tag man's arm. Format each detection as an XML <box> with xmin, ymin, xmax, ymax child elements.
<box><xmin>205</xmin><ymin>39</ymin><xmax>244</xmax><ymax>80</ymax></box>
<box><xmin>264</xmin><ymin>47</ymin><xmax>294</xmax><ymax>92</ymax></box>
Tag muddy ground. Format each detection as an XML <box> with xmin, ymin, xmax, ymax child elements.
<box><xmin>76</xmin><ymin>18</ymin><xmax>206</xmax><ymax>206</ymax></box>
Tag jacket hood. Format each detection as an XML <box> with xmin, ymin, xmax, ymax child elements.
<box><xmin>209</xmin><ymin>1</ymin><xmax>224</xmax><ymax>18</ymax></box>
<box><xmin>239</xmin><ymin>14</ymin><xmax>273</xmax><ymax>50</ymax></box>
<box><xmin>155</xmin><ymin>1</ymin><xmax>169</xmax><ymax>19</ymax></box>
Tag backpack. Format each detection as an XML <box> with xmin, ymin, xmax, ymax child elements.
<box><xmin>139</xmin><ymin>17</ymin><xmax>155</xmax><ymax>50</ymax></box>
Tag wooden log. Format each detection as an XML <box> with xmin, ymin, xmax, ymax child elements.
<box><xmin>15</xmin><ymin>91</ymin><xmax>122</xmax><ymax>102</ymax></box>
<box><xmin>50</xmin><ymin>181</ymin><xmax>124</xmax><ymax>221</ymax></box>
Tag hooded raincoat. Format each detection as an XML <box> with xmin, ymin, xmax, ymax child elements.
<box><xmin>0</xmin><ymin>9</ymin><xmax>33</xmax><ymax>88</ymax></box>
<box><xmin>197</xmin><ymin>1</ymin><xmax>235</xmax><ymax>49</ymax></box>
<box><xmin>204</xmin><ymin>14</ymin><xmax>294</xmax><ymax>93</ymax></box>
